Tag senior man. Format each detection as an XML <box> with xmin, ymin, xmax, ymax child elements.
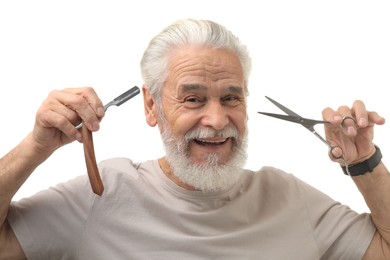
<box><xmin>1</xmin><ymin>19</ymin><xmax>389</xmax><ymax>259</ymax></box>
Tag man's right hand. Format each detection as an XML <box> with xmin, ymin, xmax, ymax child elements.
<box><xmin>31</xmin><ymin>87</ymin><xmax>105</xmax><ymax>157</ymax></box>
<box><xmin>0</xmin><ymin>87</ymin><xmax>104</xmax><ymax>258</ymax></box>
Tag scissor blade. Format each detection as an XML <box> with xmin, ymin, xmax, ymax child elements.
<box><xmin>265</xmin><ymin>96</ymin><xmax>302</xmax><ymax>118</ymax></box>
<box><xmin>259</xmin><ymin>112</ymin><xmax>330</xmax><ymax>126</ymax></box>
<box><xmin>258</xmin><ymin>112</ymin><xmax>301</xmax><ymax>124</ymax></box>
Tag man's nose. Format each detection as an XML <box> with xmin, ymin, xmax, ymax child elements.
<box><xmin>200</xmin><ymin>101</ymin><xmax>229</xmax><ymax>130</ymax></box>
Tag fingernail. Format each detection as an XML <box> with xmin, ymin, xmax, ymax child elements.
<box><xmin>334</xmin><ymin>115</ymin><xmax>342</xmax><ymax>121</ymax></box>
<box><xmin>97</xmin><ymin>107</ymin><xmax>105</xmax><ymax>117</ymax></box>
<box><xmin>76</xmin><ymin>132</ymin><xmax>82</xmax><ymax>142</ymax></box>
<box><xmin>347</xmin><ymin>126</ymin><xmax>356</xmax><ymax>135</ymax></box>
<box><xmin>92</xmin><ymin>122</ymin><xmax>100</xmax><ymax>131</ymax></box>
<box><xmin>359</xmin><ymin>118</ymin><xmax>366</xmax><ymax>126</ymax></box>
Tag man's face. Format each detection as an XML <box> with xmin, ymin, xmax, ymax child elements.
<box><xmin>159</xmin><ymin>46</ymin><xmax>247</xmax><ymax>166</ymax></box>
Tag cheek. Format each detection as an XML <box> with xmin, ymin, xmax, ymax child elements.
<box><xmin>231</xmin><ymin>109</ymin><xmax>247</xmax><ymax>132</ymax></box>
<box><xmin>165</xmin><ymin>111</ymin><xmax>200</xmax><ymax>137</ymax></box>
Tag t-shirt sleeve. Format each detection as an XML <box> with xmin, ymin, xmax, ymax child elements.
<box><xmin>295</xmin><ymin>176</ymin><xmax>376</xmax><ymax>259</ymax></box>
<box><xmin>7</xmin><ymin>175</ymin><xmax>96</xmax><ymax>259</ymax></box>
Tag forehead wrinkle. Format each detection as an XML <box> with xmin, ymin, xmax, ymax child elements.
<box><xmin>166</xmin><ymin>47</ymin><xmax>244</xmax><ymax>93</ymax></box>
<box><xmin>168</xmin><ymin>55</ymin><xmax>240</xmax><ymax>82</ymax></box>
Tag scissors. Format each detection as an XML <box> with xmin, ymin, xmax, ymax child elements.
<box><xmin>258</xmin><ymin>96</ymin><xmax>354</xmax><ymax>174</ymax></box>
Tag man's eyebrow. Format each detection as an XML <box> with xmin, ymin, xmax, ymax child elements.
<box><xmin>179</xmin><ymin>84</ymin><xmax>207</xmax><ymax>92</ymax></box>
<box><xmin>225</xmin><ymin>85</ymin><xmax>244</xmax><ymax>95</ymax></box>
<box><xmin>179</xmin><ymin>84</ymin><xmax>244</xmax><ymax>94</ymax></box>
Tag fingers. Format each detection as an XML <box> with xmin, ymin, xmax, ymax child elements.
<box><xmin>54</xmin><ymin>88</ymin><xmax>105</xmax><ymax>130</ymax></box>
<box><xmin>323</xmin><ymin>100</ymin><xmax>385</xmax><ymax>134</ymax></box>
<box><xmin>322</xmin><ymin>106</ymin><xmax>355</xmax><ymax>137</ymax></box>
<box><xmin>349</xmin><ymin>100</ymin><xmax>385</xmax><ymax>126</ymax></box>
<box><xmin>351</xmin><ymin>100</ymin><xmax>368</xmax><ymax>127</ymax></box>
<box><xmin>321</xmin><ymin>100</ymin><xmax>385</xmax><ymax>165</ymax></box>
<box><xmin>36</xmin><ymin>87</ymin><xmax>105</xmax><ymax>141</ymax></box>
<box><xmin>62</xmin><ymin>87</ymin><xmax>105</xmax><ymax>119</ymax></box>
<box><xmin>36</xmin><ymin>106</ymin><xmax>81</xmax><ymax>142</ymax></box>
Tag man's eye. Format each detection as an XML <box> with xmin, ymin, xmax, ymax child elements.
<box><xmin>186</xmin><ymin>97</ymin><xmax>202</xmax><ymax>103</ymax></box>
<box><xmin>222</xmin><ymin>96</ymin><xmax>241</xmax><ymax>105</ymax></box>
<box><xmin>184</xmin><ymin>96</ymin><xmax>205</xmax><ymax>108</ymax></box>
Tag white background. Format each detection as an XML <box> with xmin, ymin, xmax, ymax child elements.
<box><xmin>1</xmin><ymin>0</ymin><xmax>389</xmax><ymax>213</ymax></box>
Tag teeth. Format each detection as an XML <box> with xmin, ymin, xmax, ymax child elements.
<box><xmin>195</xmin><ymin>138</ymin><xmax>227</xmax><ymax>145</ymax></box>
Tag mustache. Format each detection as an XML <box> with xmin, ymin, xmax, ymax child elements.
<box><xmin>184</xmin><ymin>125</ymin><xmax>240</xmax><ymax>142</ymax></box>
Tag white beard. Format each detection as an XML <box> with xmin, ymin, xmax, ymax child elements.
<box><xmin>160</xmin><ymin>122</ymin><xmax>248</xmax><ymax>192</ymax></box>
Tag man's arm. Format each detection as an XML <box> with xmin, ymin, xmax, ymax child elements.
<box><xmin>0</xmin><ymin>135</ymin><xmax>44</xmax><ymax>259</ymax></box>
<box><xmin>322</xmin><ymin>100</ymin><xmax>389</xmax><ymax>258</ymax></box>
<box><xmin>0</xmin><ymin>220</ymin><xmax>26</xmax><ymax>259</ymax></box>
<box><xmin>355</xmin><ymin>162</ymin><xmax>390</xmax><ymax>259</ymax></box>
<box><xmin>0</xmin><ymin>87</ymin><xmax>104</xmax><ymax>258</ymax></box>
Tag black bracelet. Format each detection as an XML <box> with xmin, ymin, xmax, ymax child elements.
<box><xmin>342</xmin><ymin>145</ymin><xmax>382</xmax><ymax>176</ymax></box>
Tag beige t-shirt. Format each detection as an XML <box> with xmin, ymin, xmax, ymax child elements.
<box><xmin>8</xmin><ymin>158</ymin><xmax>375</xmax><ymax>259</ymax></box>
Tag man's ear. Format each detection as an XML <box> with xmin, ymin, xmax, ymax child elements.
<box><xmin>142</xmin><ymin>84</ymin><xmax>158</xmax><ymax>127</ymax></box>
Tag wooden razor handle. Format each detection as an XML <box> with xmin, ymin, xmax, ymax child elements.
<box><xmin>82</xmin><ymin>124</ymin><xmax>104</xmax><ymax>196</ymax></box>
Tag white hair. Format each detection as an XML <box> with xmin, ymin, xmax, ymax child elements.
<box><xmin>140</xmin><ymin>19</ymin><xmax>252</xmax><ymax>104</ymax></box>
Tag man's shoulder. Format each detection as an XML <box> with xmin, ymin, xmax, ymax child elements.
<box><xmin>98</xmin><ymin>157</ymin><xmax>140</xmax><ymax>170</ymax></box>
<box><xmin>247</xmin><ymin>166</ymin><xmax>300</xmax><ymax>190</ymax></box>
<box><xmin>97</xmin><ymin>158</ymin><xmax>155</xmax><ymax>180</ymax></box>
<box><xmin>251</xmin><ymin>166</ymin><xmax>294</xmax><ymax>181</ymax></box>
<box><xmin>93</xmin><ymin>158</ymin><xmax>158</xmax><ymax>195</ymax></box>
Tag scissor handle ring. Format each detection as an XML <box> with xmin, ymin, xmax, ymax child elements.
<box><xmin>340</xmin><ymin>116</ymin><xmax>357</xmax><ymax>129</ymax></box>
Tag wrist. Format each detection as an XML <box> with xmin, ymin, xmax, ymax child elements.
<box><xmin>342</xmin><ymin>145</ymin><xmax>382</xmax><ymax>176</ymax></box>
<box><xmin>21</xmin><ymin>133</ymin><xmax>55</xmax><ymax>164</ymax></box>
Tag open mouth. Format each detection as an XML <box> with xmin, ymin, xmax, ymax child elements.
<box><xmin>193</xmin><ymin>137</ymin><xmax>229</xmax><ymax>146</ymax></box>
